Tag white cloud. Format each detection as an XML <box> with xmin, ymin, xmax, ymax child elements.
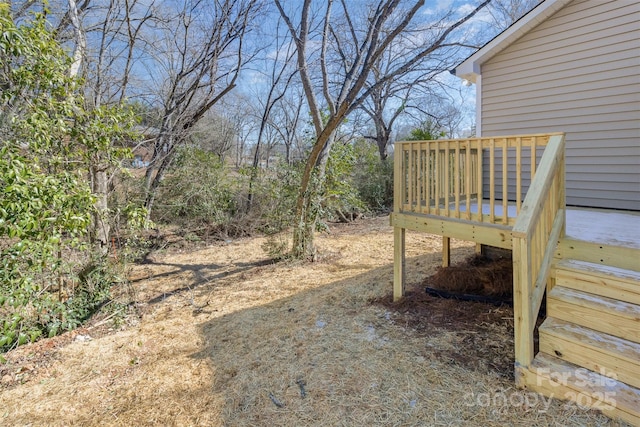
<box><xmin>437</xmin><ymin>0</ymin><xmax>455</xmax><ymax>11</ymax></box>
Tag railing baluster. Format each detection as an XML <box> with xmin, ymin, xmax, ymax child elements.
<box><xmin>420</xmin><ymin>143</ymin><xmax>426</xmax><ymax>214</ymax></box>
<box><xmin>425</xmin><ymin>144</ymin><xmax>431</xmax><ymax>214</ymax></box>
<box><xmin>408</xmin><ymin>145</ymin><xmax>414</xmax><ymax>211</ymax></box>
<box><xmin>503</xmin><ymin>139</ymin><xmax>508</xmax><ymax>224</ymax></box>
<box><xmin>465</xmin><ymin>140</ymin><xmax>471</xmax><ymax>221</ymax></box>
<box><xmin>477</xmin><ymin>139</ymin><xmax>483</xmax><ymax>222</ymax></box>
<box><xmin>531</xmin><ymin>136</ymin><xmax>536</xmax><ymax>180</ymax></box>
<box><xmin>489</xmin><ymin>138</ymin><xmax>495</xmax><ymax>223</ymax></box>
<box><xmin>402</xmin><ymin>147</ymin><xmax>407</xmax><ymax>208</ymax></box>
<box><xmin>455</xmin><ymin>143</ymin><xmax>461</xmax><ymax>218</ymax></box>
<box><xmin>395</xmin><ymin>144</ymin><xmax>404</xmax><ymax>211</ymax></box>
<box><xmin>516</xmin><ymin>137</ymin><xmax>522</xmax><ymax>214</ymax></box>
<box><xmin>435</xmin><ymin>141</ymin><xmax>440</xmax><ymax>216</ymax></box>
<box><xmin>444</xmin><ymin>140</ymin><xmax>450</xmax><ymax>217</ymax></box>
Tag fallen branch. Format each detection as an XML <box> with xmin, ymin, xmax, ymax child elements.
<box><xmin>268</xmin><ymin>393</ymin><xmax>285</xmax><ymax>408</ymax></box>
<box><xmin>296</xmin><ymin>378</ymin><xmax>307</xmax><ymax>398</ymax></box>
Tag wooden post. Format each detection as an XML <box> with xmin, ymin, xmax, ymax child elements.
<box><xmin>442</xmin><ymin>236</ymin><xmax>451</xmax><ymax>267</ymax></box>
<box><xmin>513</xmin><ymin>236</ymin><xmax>534</xmax><ymax>370</ymax></box>
<box><xmin>393</xmin><ymin>227</ymin><xmax>406</xmax><ymax>301</ymax></box>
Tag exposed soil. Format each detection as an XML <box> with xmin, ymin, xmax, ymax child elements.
<box><xmin>374</xmin><ymin>289</ymin><xmax>515</xmax><ymax>379</ymax></box>
<box><xmin>0</xmin><ymin>216</ymin><xmax>621</xmax><ymax>426</ymax></box>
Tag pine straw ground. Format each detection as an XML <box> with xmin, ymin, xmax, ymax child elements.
<box><xmin>0</xmin><ymin>216</ymin><xmax>626</xmax><ymax>426</ymax></box>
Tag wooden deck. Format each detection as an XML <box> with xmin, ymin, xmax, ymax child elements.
<box><xmin>391</xmin><ymin>133</ymin><xmax>640</xmax><ymax>425</ymax></box>
<box><xmin>392</xmin><ymin>203</ymin><xmax>640</xmax><ymax>250</ymax></box>
<box><xmin>565</xmin><ymin>208</ymin><xmax>640</xmax><ymax>250</ymax></box>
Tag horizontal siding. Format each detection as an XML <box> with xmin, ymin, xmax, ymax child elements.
<box><xmin>480</xmin><ymin>0</ymin><xmax>640</xmax><ymax>211</ymax></box>
<box><xmin>483</xmin><ymin>0</ymin><xmax>637</xmax><ymax>64</ymax></box>
<box><xmin>483</xmin><ymin>61</ymin><xmax>638</xmax><ymax>98</ymax></box>
<box><xmin>482</xmin><ymin>127</ymin><xmax>639</xmax><ymax>142</ymax></box>
<box><xmin>483</xmin><ymin>42</ymin><xmax>637</xmax><ymax>85</ymax></box>
<box><xmin>568</xmin><ymin>180</ymin><xmax>639</xmax><ymax>192</ymax></box>
<box><xmin>483</xmin><ymin>84</ymin><xmax>636</xmax><ymax>110</ymax></box>
<box><xmin>485</xmin><ymin>106</ymin><xmax>638</xmax><ymax>125</ymax></box>
<box><xmin>485</xmin><ymin>9</ymin><xmax>638</xmax><ymax>74</ymax></box>
<box><xmin>482</xmin><ymin>71</ymin><xmax>638</xmax><ymax>106</ymax></box>
<box><xmin>567</xmin><ymin>190</ymin><xmax>639</xmax><ymax>211</ymax></box>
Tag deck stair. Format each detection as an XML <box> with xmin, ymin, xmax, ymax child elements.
<box><xmin>527</xmin><ymin>256</ymin><xmax>640</xmax><ymax>425</ymax></box>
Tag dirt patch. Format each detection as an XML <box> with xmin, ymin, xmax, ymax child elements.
<box><xmin>0</xmin><ymin>216</ymin><xmax>619</xmax><ymax>426</ymax></box>
<box><xmin>374</xmin><ymin>287</ymin><xmax>515</xmax><ymax>379</ymax></box>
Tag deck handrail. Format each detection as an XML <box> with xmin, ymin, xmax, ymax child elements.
<box><xmin>394</xmin><ymin>133</ymin><xmax>563</xmax><ymax>226</ymax></box>
<box><xmin>511</xmin><ymin>133</ymin><xmax>566</xmax><ymax>374</ymax></box>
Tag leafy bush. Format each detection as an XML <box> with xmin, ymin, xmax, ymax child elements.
<box><xmin>247</xmin><ymin>161</ymin><xmax>302</xmax><ymax>235</ymax></box>
<box><xmin>321</xmin><ymin>141</ymin><xmax>367</xmax><ymax>223</ymax></box>
<box><xmin>352</xmin><ymin>139</ymin><xmax>394</xmax><ymax>213</ymax></box>
<box><xmin>155</xmin><ymin>147</ymin><xmax>304</xmax><ymax>239</ymax></box>
<box><xmin>0</xmin><ymin>7</ymin><xmax>137</xmax><ymax>352</ymax></box>
<box><xmin>155</xmin><ymin>148</ymin><xmax>239</xmax><ymax>232</ymax></box>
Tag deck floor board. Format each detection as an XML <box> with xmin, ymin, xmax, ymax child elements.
<box><xmin>448</xmin><ymin>201</ymin><xmax>639</xmax><ymax>249</ymax></box>
<box><xmin>565</xmin><ymin>208</ymin><xmax>640</xmax><ymax>250</ymax></box>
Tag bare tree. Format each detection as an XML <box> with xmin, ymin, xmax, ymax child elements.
<box><xmin>246</xmin><ymin>17</ymin><xmax>297</xmax><ymax>211</ymax></box>
<box><xmin>191</xmin><ymin>108</ymin><xmax>239</xmax><ymax>160</ymax></box>
<box><xmin>267</xmin><ymin>85</ymin><xmax>306</xmax><ymax>164</ymax></box>
<box><xmin>275</xmin><ymin>0</ymin><xmax>492</xmax><ymax>259</ymax></box>
<box><xmin>360</xmin><ymin>27</ymin><xmax>481</xmax><ymax>162</ymax></box>
<box><xmin>139</xmin><ymin>0</ymin><xmax>261</xmax><ymax>218</ymax></box>
<box><xmin>486</xmin><ymin>0</ymin><xmax>541</xmax><ymax>31</ymax></box>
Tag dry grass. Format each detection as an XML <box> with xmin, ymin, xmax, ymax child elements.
<box><xmin>0</xmin><ymin>216</ymin><xmax>626</xmax><ymax>426</ymax></box>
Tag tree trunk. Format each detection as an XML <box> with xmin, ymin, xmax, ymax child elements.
<box><xmin>247</xmin><ymin>118</ymin><xmax>267</xmax><ymax>212</ymax></box>
<box><xmin>144</xmin><ymin>152</ymin><xmax>174</xmax><ymax>221</ymax></box>
<box><xmin>291</xmin><ymin>171</ymin><xmax>321</xmax><ymax>260</ymax></box>
<box><xmin>91</xmin><ymin>165</ymin><xmax>110</xmax><ymax>256</ymax></box>
<box><xmin>376</xmin><ymin>131</ymin><xmax>389</xmax><ymax>162</ymax></box>
<box><xmin>290</xmin><ymin>132</ymin><xmax>334</xmax><ymax>260</ymax></box>
<box><xmin>373</xmin><ymin>113</ymin><xmax>390</xmax><ymax>162</ymax></box>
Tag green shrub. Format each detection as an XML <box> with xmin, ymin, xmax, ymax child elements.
<box><xmin>0</xmin><ymin>8</ymin><xmax>137</xmax><ymax>352</ymax></box>
<box><xmin>154</xmin><ymin>148</ymin><xmax>239</xmax><ymax>233</ymax></box>
<box><xmin>319</xmin><ymin>141</ymin><xmax>367</xmax><ymax>225</ymax></box>
<box><xmin>248</xmin><ymin>161</ymin><xmax>302</xmax><ymax>235</ymax></box>
<box><xmin>352</xmin><ymin>140</ymin><xmax>394</xmax><ymax>213</ymax></box>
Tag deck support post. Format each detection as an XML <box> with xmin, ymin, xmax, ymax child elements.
<box><xmin>393</xmin><ymin>227</ymin><xmax>406</xmax><ymax>301</ymax></box>
<box><xmin>513</xmin><ymin>237</ymin><xmax>534</xmax><ymax>370</ymax></box>
<box><xmin>442</xmin><ymin>236</ymin><xmax>450</xmax><ymax>267</ymax></box>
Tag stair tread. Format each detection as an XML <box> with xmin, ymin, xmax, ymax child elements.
<box><xmin>540</xmin><ymin>318</ymin><xmax>640</xmax><ymax>389</ymax></box>
<box><xmin>540</xmin><ymin>317</ymin><xmax>640</xmax><ymax>363</ymax></box>
<box><xmin>556</xmin><ymin>259</ymin><xmax>640</xmax><ymax>282</ymax></box>
<box><xmin>530</xmin><ymin>353</ymin><xmax>640</xmax><ymax>418</ymax></box>
<box><xmin>548</xmin><ymin>286</ymin><xmax>640</xmax><ymax>320</ymax></box>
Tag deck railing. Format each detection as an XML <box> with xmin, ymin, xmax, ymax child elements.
<box><xmin>394</xmin><ymin>134</ymin><xmax>562</xmax><ymax>225</ymax></box>
<box><xmin>512</xmin><ymin>134</ymin><xmax>566</xmax><ymax>373</ymax></box>
<box><xmin>393</xmin><ymin>132</ymin><xmax>567</xmax><ymax>374</ymax></box>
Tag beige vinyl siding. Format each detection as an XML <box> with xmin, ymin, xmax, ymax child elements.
<box><xmin>480</xmin><ymin>0</ymin><xmax>640</xmax><ymax>211</ymax></box>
